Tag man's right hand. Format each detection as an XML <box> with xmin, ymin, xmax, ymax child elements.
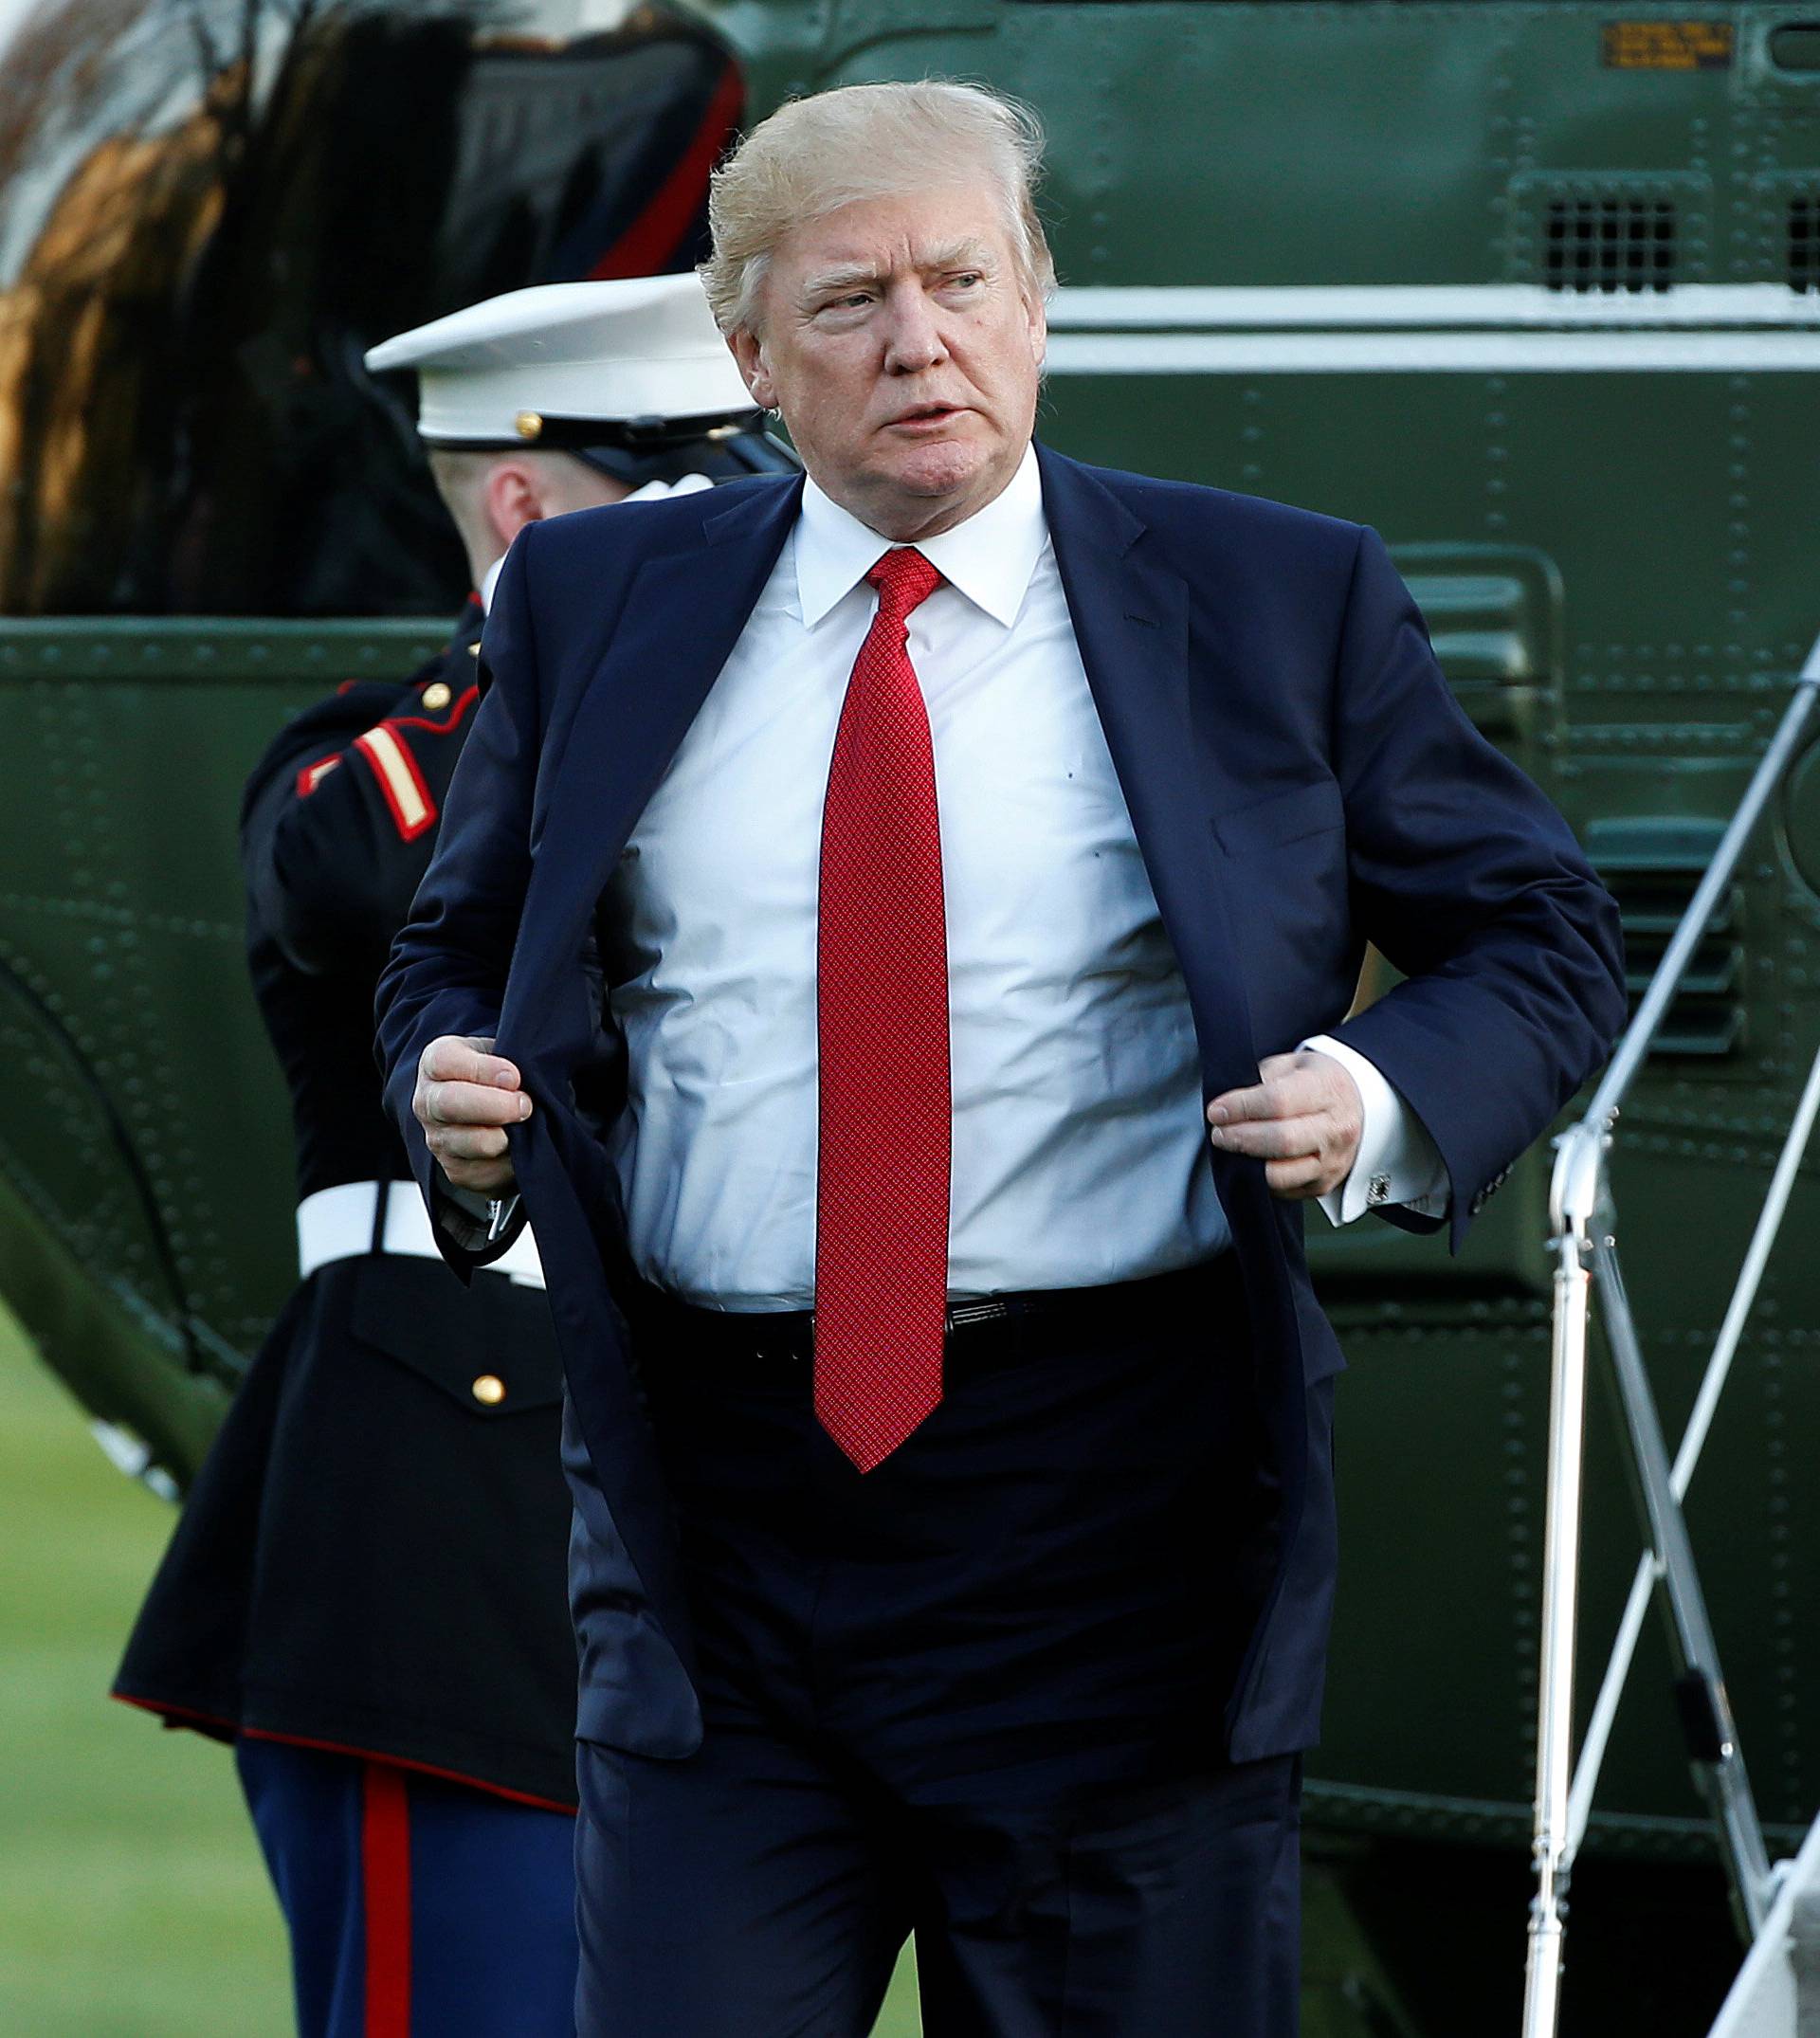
<box><xmin>413</xmin><ymin>1035</ymin><xmax>531</xmax><ymax>1193</ymax></box>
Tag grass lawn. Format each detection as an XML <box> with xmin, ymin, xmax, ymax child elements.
<box><xmin>0</xmin><ymin>1301</ymin><xmax>921</xmax><ymax>2034</ymax></box>
<box><xmin>0</xmin><ymin>1302</ymin><xmax>291</xmax><ymax>2036</ymax></box>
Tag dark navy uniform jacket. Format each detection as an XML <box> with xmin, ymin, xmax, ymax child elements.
<box><xmin>375</xmin><ymin>446</ymin><xmax>1628</xmax><ymax>1771</ymax></box>
<box><xmin>116</xmin><ymin>603</ymin><xmax>580</xmax><ymax>1811</ymax></box>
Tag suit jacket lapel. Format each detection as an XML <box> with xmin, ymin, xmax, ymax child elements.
<box><xmin>1037</xmin><ymin>445</ymin><xmax>1260</xmax><ymax>1104</ymax></box>
<box><xmin>502</xmin><ymin>477</ymin><xmax>803</xmax><ymax>1039</ymax></box>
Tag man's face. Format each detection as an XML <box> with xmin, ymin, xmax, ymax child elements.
<box><xmin>730</xmin><ymin>184</ymin><xmax>1046</xmax><ymax>542</ymax></box>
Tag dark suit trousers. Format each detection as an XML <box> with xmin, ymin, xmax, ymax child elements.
<box><xmin>573</xmin><ymin>1264</ymin><xmax>1301</xmax><ymax>2037</ymax></box>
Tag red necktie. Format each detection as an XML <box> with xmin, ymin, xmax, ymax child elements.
<box><xmin>815</xmin><ymin>547</ymin><xmax>950</xmax><ymax>1472</ymax></box>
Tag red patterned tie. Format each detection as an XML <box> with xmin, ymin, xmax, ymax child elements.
<box><xmin>815</xmin><ymin>547</ymin><xmax>950</xmax><ymax>1472</ymax></box>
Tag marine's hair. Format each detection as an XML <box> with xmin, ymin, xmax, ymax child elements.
<box><xmin>426</xmin><ymin>446</ymin><xmax>608</xmax><ymax>581</ymax></box>
<box><xmin>699</xmin><ymin>80</ymin><xmax>1055</xmax><ymax>337</ymax></box>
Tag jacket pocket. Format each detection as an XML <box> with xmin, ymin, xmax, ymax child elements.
<box><xmin>1295</xmin><ymin>1295</ymin><xmax>1349</xmax><ymax>1384</ymax></box>
<box><xmin>345</xmin><ymin>1256</ymin><xmax>564</xmax><ymax>1416</ymax></box>
<box><xmin>1212</xmin><ymin>778</ymin><xmax>1346</xmax><ymax>858</ymax></box>
<box><xmin>575</xmin><ymin>1665</ymin><xmax>703</xmax><ymax>1759</ymax></box>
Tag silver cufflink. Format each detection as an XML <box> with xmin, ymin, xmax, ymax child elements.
<box><xmin>1367</xmin><ymin>1173</ymin><xmax>1391</xmax><ymax>1206</ymax></box>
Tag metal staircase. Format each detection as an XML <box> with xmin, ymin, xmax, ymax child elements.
<box><xmin>1520</xmin><ymin>639</ymin><xmax>1820</xmax><ymax>2038</ymax></box>
<box><xmin>1707</xmin><ymin>1813</ymin><xmax>1820</xmax><ymax>2038</ymax></box>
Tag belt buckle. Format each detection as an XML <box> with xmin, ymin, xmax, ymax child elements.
<box><xmin>946</xmin><ymin>1297</ymin><xmax>1011</xmax><ymax>1333</ymax></box>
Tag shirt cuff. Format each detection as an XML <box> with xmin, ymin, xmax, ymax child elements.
<box><xmin>1301</xmin><ymin>1033</ymin><xmax>1450</xmax><ymax>1228</ymax></box>
<box><xmin>434</xmin><ymin>1180</ymin><xmax>521</xmax><ymax>1254</ymax></box>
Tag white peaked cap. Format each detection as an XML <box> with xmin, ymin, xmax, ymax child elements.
<box><xmin>363</xmin><ymin>275</ymin><xmax>754</xmax><ymax>445</ymax></box>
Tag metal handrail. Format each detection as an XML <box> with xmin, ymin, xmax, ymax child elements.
<box><xmin>1520</xmin><ymin>644</ymin><xmax>1820</xmax><ymax>2038</ymax></box>
<box><xmin>1567</xmin><ymin>1045</ymin><xmax>1820</xmax><ymax>1860</ymax></box>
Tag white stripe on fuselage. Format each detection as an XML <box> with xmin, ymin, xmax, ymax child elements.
<box><xmin>1042</xmin><ymin>282</ymin><xmax>1820</xmax><ymax>373</ymax></box>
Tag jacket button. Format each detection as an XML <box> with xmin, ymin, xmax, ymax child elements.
<box><xmin>471</xmin><ymin>1374</ymin><xmax>506</xmax><ymax>1406</ymax></box>
<box><xmin>422</xmin><ymin>681</ymin><xmax>452</xmax><ymax>710</ymax></box>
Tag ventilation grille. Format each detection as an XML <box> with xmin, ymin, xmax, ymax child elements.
<box><xmin>1545</xmin><ymin>195</ymin><xmax>1678</xmax><ymax>293</ymax></box>
<box><xmin>1586</xmin><ymin>819</ymin><xmax>1743</xmax><ymax>1058</ymax></box>
<box><xmin>1790</xmin><ymin>193</ymin><xmax>1820</xmax><ymax>292</ymax></box>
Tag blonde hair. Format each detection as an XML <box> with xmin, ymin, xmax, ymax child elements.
<box><xmin>700</xmin><ymin>81</ymin><xmax>1055</xmax><ymax>336</ymax></box>
<box><xmin>426</xmin><ymin>446</ymin><xmax>624</xmax><ymax>584</ymax></box>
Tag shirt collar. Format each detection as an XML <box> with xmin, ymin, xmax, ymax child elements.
<box><xmin>794</xmin><ymin>444</ymin><xmax>1046</xmax><ymax>630</ymax></box>
<box><xmin>479</xmin><ymin>554</ymin><xmax>506</xmax><ymax>615</ymax></box>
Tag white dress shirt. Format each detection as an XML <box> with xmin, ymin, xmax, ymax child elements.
<box><xmin>598</xmin><ymin>448</ymin><xmax>1445</xmax><ymax>1310</ymax></box>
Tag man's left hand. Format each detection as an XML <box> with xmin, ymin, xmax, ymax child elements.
<box><xmin>1206</xmin><ymin>1049</ymin><xmax>1363</xmax><ymax>1200</ymax></box>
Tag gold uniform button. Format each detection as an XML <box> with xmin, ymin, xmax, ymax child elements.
<box><xmin>515</xmin><ymin>409</ymin><xmax>543</xmax><ymax>442</ymax></box>
<box><xmin>470</xmin><ymin>1374</ymin><xmax>506</xmax><ymax>1407</ymax></box>
<box><xmin>421</xmin><ymin>681</ymin><xmax>452</xmax><ymax>710</ymax></box>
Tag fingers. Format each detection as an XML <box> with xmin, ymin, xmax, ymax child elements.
<box><xmin>420</xmin><ymin>1079</ymin><xmax>530</xmax><ymax>1129</ymax></box>
<box><xmin>1207</xmin><ymin>1114</ymin><xmax>1327</xmax><ymax>1161</ymax></box>
<box><xmin>420</xmin><ymin>1033</ymin><xmax>519</xmax><ymax>1091</ymax></box>
<box><xmin>413</xmin><ymin>1035</ymin><xmax>532</xmax><ymax>1133</ymax></box>
<box><xmin>434</xmin><ymin>1123</ymin><xmax>513</xmax><ymax>1163</ymax></box>
<box><xmin>411</xmin><ymin>1032</ymin><xmax>530</xmax><ymax>1195</ymax></box>
<box><xmin>425</xmin><ymin>1119</ymin><xmax>518</xmax><ymax>1193</ymax></box>
<box><xmin>1206</xmin><ymin>1047</ymin><xmax>1363</xmax><ymax>1202</ymax></box>
<box><xmin>1264</xmin><ymin>1155</ymin><xmax>1329</xmax><ymax>1199</ymax></box>
<box><xmin>438</xmin><ymin>1154</ymin><xmax>518</xmax><ymax>1193</ymax></box>
<box><xmin>1207</xmin><ymin>1055</ymin><xmax>1339</xmax><ymax>1129</ymax></box>
<box><xmin>1211</xmin><ymin>1114</ymin><xmax>1348</xmax><ymax>1196</ymax></box>
<box><xmin>1205</xmin><ymin>1078</ymin><xmax>1283</xmax><ymax>1127</ymax></box>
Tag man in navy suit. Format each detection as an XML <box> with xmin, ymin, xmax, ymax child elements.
<box><xmin>377</xmin><ymin>80</ymin><xmax>1625</xmax><ymax>2037</ymax></box>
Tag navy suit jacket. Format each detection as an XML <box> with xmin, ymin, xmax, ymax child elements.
<box><xmin>377</xmin><ymin>444</ymin><xmax>1626</xmax><ymax>1766</ymax></box>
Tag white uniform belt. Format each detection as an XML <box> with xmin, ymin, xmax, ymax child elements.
<box><xmin>296</xmin><ymin>1180</ymin><xmax>546</xmax><ymax>1289</ymax></box>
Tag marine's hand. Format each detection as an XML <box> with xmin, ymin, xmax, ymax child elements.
<box><xmin>1206</xmin><ymin>1049</ymin><xmax>1362</xmax><ymax>1200</ymax></box>
<box><xmin>413</xmin><ymin>1034</ymin><xmax>529</xmax><ymax>1193</ymax></box>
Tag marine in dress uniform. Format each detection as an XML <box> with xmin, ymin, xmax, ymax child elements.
<box><xmin>114</xmin><ymin>276</ymin><xmax>795</xmax><ymax>2038</ymax></box>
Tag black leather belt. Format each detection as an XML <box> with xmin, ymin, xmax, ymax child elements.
<box><xmin>635</xmin><ymin>1257</ymin><xmax>1237</xmax><ymax>1379</ymax></box>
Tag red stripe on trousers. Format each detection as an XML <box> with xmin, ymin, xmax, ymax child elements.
<box><xmin>362</xmin><ymin>1762</ymin><xmax>412</xmax><ymax>2037</ymax></box>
